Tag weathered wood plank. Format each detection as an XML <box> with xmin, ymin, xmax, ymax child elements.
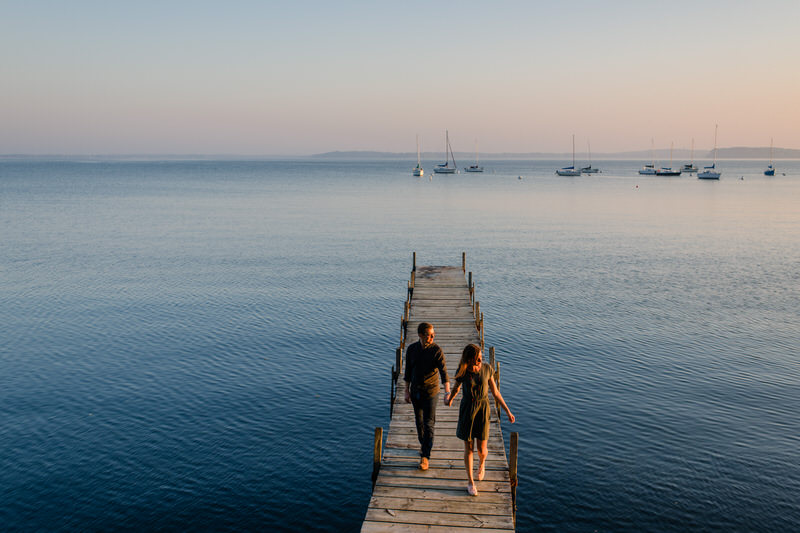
<box><xmin>364</xmin><ymin>508</ymin><xmax>515</xmax><ymax>528</ymax></box>
<box><xmin>362</xmin><ymin>521</ymin><xmax>513</xmax><ymax>532</ymax></box>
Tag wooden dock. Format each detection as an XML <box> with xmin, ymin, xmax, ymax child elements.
<box><xmin>362</xmin><ymin>253</ymin><xmax>518</xmax><ymax>532</ymax></box>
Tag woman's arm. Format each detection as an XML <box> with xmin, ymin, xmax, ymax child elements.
<box><xmin>446</xmin><ymin>382</ymin><xmax>461</xmax><ymax>406</ymax></box>
<box><xmin>489</xmin><ymin>376</ymin><xmax>515</xmax><ymax>423</ymax></box>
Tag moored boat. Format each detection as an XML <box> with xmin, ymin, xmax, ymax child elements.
<box><xmin>764</xmin><ymin>137</ymin><xmax>775</xmax><ymax>176</ymax></box>
<box><xmin>434</xmin><ymin>130</ymin><xmax>458</xmax><ymax>174</ymax></box>
<box><xmin>464</xmin><ymin>138</ymin><xmax>484</xmax><ymax>172</ymax></box>
<box><xmin>698</xmin><ymin>125</ymin><xmax>721</xmax><ymax>179</ymax></box>
<box><xmin>413</xmin><ymin>134</ymin><xmax>424</xmax><ymax>177</ymax></box>
<box><xmin>556</xmin><ymin>134</ymin><xmax>581</xmax><ymax>176</ymax></box>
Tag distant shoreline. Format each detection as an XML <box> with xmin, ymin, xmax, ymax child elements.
<box><xmin>2</xmin><ymin>147</ymin><xmax>800</xmax><ymax>161</ymax></box>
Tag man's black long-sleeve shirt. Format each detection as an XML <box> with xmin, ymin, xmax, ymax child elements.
<box><xmin>404</xmin><ymin>340</ymin><xmax>449</xmax><ymax>398</ymax></box>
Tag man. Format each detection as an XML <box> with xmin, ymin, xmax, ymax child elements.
<box><xmin>404</xmin><ymin>322</ymin><xmax>450</xmax><ymax>470</ymax></box>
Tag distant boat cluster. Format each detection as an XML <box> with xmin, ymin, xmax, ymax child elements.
<box><xmin>415</xmin><ymin>126</ymin><xmax>778</xmax><ymax>179</ymax></box>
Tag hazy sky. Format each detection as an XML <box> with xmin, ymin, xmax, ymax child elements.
<box><xmin>3</xmin><ymin>1</ymin><xmax>799</xmax><ymax>155</ymax></box>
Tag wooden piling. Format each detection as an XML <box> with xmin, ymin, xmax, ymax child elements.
<box><xmin>372</xmin><ymin>427</ymin><xmax>383</xmax><ymax>488</ymax></box>
<box><xmin>510</xmin><ymin>432</ymin><xmax>519</xmax><ymax>526</ymax></box>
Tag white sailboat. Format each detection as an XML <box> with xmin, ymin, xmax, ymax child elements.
<box><xmin>464</xmin><ymin>138</ymin><xmax>484</xmax><ymax>172</ymax></box>
<box><xmin>698</xmin><ymin>124</ymin><xmax>721</xmax><ymax>179</ymax></box>
<box><xmin>434</xmin><ymin>130</ymin><xmax>457</xmax><ymax>174</ymax></box>
<box><xmin>764</xmin><ymin>137</ymin><xmax>775</xmax><ymax>176</ymax></box>
<box><xmin>639</xmin><ymin>138</ymin><xmax>657</xmax><ymax>175</ymax></box>
<box><xmin>580</xmin><ymin>140</ymin><xmax>601</xmax><ymax>174</ymax></box>
<box><xmin>682</xmin><ymin>138</ymin><xmax>698</xmax><ymax>173</ymax></box>
<box><xmin>413</xmin><ymin>135</ymin><xmax>424</xmax><ymax>177</ymax></box>
<box><xmin>556</xmin><ymin>134</ymin><xmax>581</xmax><ymax>176</ymax></box>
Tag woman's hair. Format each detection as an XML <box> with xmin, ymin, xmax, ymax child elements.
<box><xmin>455</xmin><ymin>344</ymin><xmax>482</xmax><ymax>379</ymax></box>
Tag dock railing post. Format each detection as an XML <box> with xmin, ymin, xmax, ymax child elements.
<box><xmin>462</xmin><ymin>252</ymin><xmax>466</xmax><ymax>272</ymax></box>
<box><xmin>372</xmin><ymin>427</ymin><xmax>383</xmax><ymax>488</ymax></box>
<box><xmin>510</xmin><ymin>432</ymin><xmax>519</xmax><ymax>526</ymax></box>
<box><xmin>395</xmin><ymin>348</ymin><xmax>402</xmax><ymax>382</ymax></box>
<box><xmin>412</xmin><ymin>251</ymin><xmax>416</xmax><ymax>272</ymax></box>
<box><xmin>390</xmin><ymin>365</ymin><xmax>395</xmax><ymax>417</ymax></box>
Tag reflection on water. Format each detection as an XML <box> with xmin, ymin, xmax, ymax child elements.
<box><xmin>1</xmin><ymin>159</ymin><xmax>799</xmax><ymax>531</ymax></box>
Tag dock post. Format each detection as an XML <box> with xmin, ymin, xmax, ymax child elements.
<box><xmin>510</xmin><ymin>432</ymin><xmax>519</xmax><ymax>526</ymax></box>
<box><xmin>474</xmin><ymin>302</ymin><xmax>480</xmax><ymax>328</ymax></box>
<box><xmin>412</xmin><ymin>252</ymin><xmax>416</xmax><ymax>272</ymax></box>
<box><xmin>489</xmin><ymin>346</ymin><xmax>495</xmax><ymax>367</ymax></box>
<box><xmin>372</xmin><ymin>427</ymin><xmax>383</xmax><ymax>488</ymax></box>
<box><xmin>390</xmin><ymin>365</ymin><xmax>395</xmax><ymax>417</ymax></box>
<box><xmin>462</xmin><ymin>252</ymin><xmax>466</xmax><ymax>272</ymax></box>
<box><xmin>395</xmin><ymin>348</ymin><xmax>402</xmax><ymax>381</ymax></box>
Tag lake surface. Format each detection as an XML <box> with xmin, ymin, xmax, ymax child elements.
<box><xmin>1</xmin><ymin>158</ymin><xmax>798</xmax><ymax>531</ymax></box>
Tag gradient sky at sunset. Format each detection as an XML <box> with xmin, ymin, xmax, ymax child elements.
<box><xmin>3</xmin><ymin>1</ymin><xmax>799</xmax><ymax>155</ymax></box>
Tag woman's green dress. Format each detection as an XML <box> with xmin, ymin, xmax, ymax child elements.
<box><xmin>456</xmin><ymin>363</ymin><xmax>493</xmax><ymax>441</ymax></box>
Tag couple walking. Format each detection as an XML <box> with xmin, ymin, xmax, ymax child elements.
<box><xmin>404</xmin><ymin>322</ymin><xmax>515</xmax><ymax>496</ymax></box>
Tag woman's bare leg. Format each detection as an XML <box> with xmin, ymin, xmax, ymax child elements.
<box><xmin>477</xmin><ymin>439</ymin><xmax>488</xmax><ymax>480</ymax></box>
<box><xmin>464</xmin><ymin>440</ymin><xmax>474</xmax><ymax>487</ymax></box>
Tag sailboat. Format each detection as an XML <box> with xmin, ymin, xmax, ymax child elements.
<box><xmin>639</xmin><ymin>138</ymin><xmax>657</xmax><ymax>175</ymax></box>
<box><xmin>682</xmin><ymin>138</ymin><xmax>698</xmax><ymax>173</ymax></box>
<box><xmin>413</xmin><ymin>135</ymin><xmax>424</xmax><ymax>177</ymax></box>
<box><xmin>698</xmin><ymin>124</ymin><xmax>721</xmax><ymax>179</ymax></box>
<box><xmin>580</xmin><ymin>140</ymin><xmax>601</xmax><ymax>174</ymax></box>
<box><xmin>656</xmin><ymin>142</ymin><xmax>681</xmax><ymax>176</ymax></box>
<box><xmin>434</xmin><ymin>130</ymin><xmax>457</xmax><ymax>174</ymax></box>
<box><xmin>764</xmin><ymin>137</ymin><xmax>775</xmax><ymax>176</ymax></box>
<box><xmin>464</xmin><ymin>138</ymin><xmax>484</xmax><ymax>172</ymax></box>
<box><xmin>556</xmin><ymin>134</ymin><xmax>581</xmax><ymax>176</ymax></box>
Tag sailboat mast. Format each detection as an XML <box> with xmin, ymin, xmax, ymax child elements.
<box><xmin>650</xmin><ymin>138</ymin><xmax>655</xmax><ymax>166</ymax></box>
<box><xmin>713</xmin><ymin>124</ymin><xmax>718</xmax><ymax>166</ymax></box>
<box><xmin>691</xmin><ymin>138</ymin><xmax>695</xmax><ymax>165</ymax></box>
<box><xmin>770</xmin><ymin>137</ymin><xmax>773</xmax><ymax>165</ymax></box>
<box><xmin>572</xmin><ymin>134</ymin><xmax>575</xmax><ymax>167</ymax></box>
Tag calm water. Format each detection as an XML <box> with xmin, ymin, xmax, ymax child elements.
<box><xmin>1</xmin><ymin>158</ymin><xmax>798</xmax><ymax>532</ymax></box>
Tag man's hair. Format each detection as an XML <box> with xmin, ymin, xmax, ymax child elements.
<box><xmin>418</xmin><ymin>322</ymin><xmax>433</xmax><ymax>335</ymax></box>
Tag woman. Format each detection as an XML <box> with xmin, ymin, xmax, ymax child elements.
<box><xmin>446</xmin><ymin>344</ymin><xmax>514</xmax><ymax>496</ymax></box>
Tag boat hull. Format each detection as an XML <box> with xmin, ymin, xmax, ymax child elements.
<box><xmin>434</xmin><ymin>167</ymin><xmax>456</xmax><ymax>174</ymax></box>
<box><xmin>556</xmin><ymin>169</ymin><xmax>581</xmax><ymax>176</ymax></box>
<box><xmin>656</xmin><ymin>169</ymin><xmax>682</xmax><ymax>176</ymax></box>
<box><xmin>465</xmin><ymin>166</ymin><xmax>484</xmax><ymax>172</ymax></box>
<box><xmin>697</xmin><ymin>171</ymin><xmax>721</xmax><ymax>179</ymax></box>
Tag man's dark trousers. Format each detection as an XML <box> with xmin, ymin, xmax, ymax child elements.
<box><xmin>411</xmin><ymin>389</ymin><xmax>436</xmax><ymax>459</ymax></box>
